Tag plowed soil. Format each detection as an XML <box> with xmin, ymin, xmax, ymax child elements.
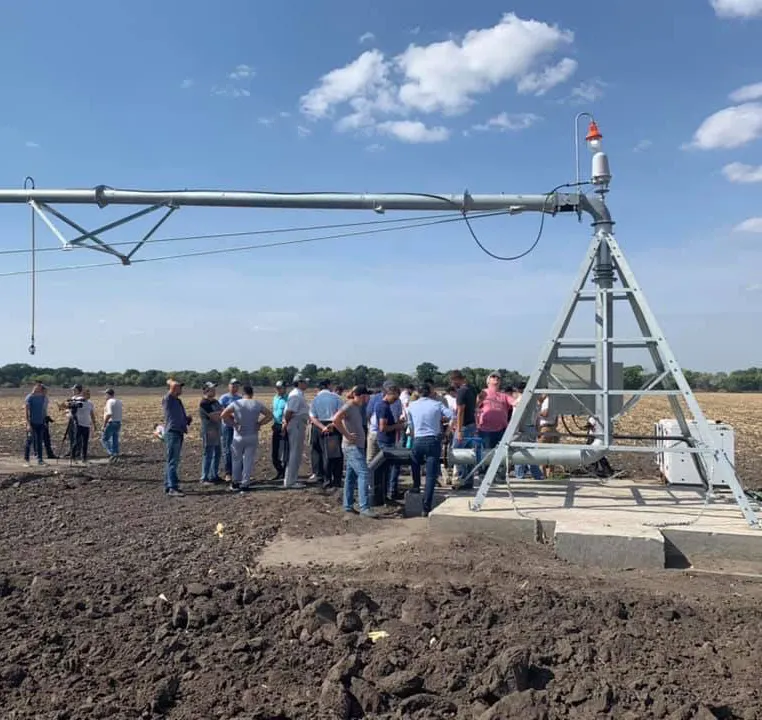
<box><xmin>1</xmin><ymin>393</ymin><xmax>762</xmax><ymax>719</ymax></box>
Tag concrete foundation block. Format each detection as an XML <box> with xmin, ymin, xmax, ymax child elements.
<box><xmin>428</xmin><ymin>508</ymin><xmax>539</xmax><ymax>543</ymax></box>
<box><xmin>554</xmin><ymin>520</ymin><xmax>665</xmax><ymax>570</ymax></box>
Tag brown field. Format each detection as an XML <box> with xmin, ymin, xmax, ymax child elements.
<box><xmin>1</xmin><ymin>390</ymin><xmax>761</xmax><ymax>719</ymax></box>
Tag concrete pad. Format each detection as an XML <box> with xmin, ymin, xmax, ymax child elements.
<box><xmin>554</xmin><ymin>518</ymin><xmax>664</xmax><ymax>570</ymax></box>
<box><xmin>427</xmin><ymin>478</ymin><xmax>762</xmax><ymax>571</ymax></box>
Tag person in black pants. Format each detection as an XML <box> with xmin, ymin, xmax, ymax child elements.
<box><xmin>271</xmin><ymin>381</ymin><xmax>288</xmax><ymax>480</ymax></box>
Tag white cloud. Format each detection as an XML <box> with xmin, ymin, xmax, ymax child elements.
<box><xmin>722</xmin><ymin>161</ymin><xmax>762</xmax><ymax>182</ymax></box>
<box><xmin>687</xmin><ymin>102</ymin><xmax>762</xmax><ymax>149</ymax></box>
<box><xmin>359</xmin><ymin>31</ymin><xmax>375</xmax><ymax>44</ymax></box>
<box><xmin>516</xmin><ymin>58</ymin><xmax>578</xmax><ymax>96</ymax></box>
<box><xmin>212</xmin><ymin>86</ymin><xmax>251</xmax><ymax>98</ymax></box>
<box><xmin>25</xmin><ymin>140</ymin><xmax>40</xmax><ymax>149</ymax></box>
<box><xmin>569</xmin><ymin>78</ymin><xmax>606</xmax><ymax>104</ymax></box>
<box><xmin>633</xmin><ymin>139</ymin><xmax>653</xmax><ymax>152</ymax></box>
<box><xmin>258</xmin><ymin>117</ymin><xmax>274</xmax><ymax>126</ymax></box>
<box><xmin>734</xmin><ymin>217</ymin><xmax>762</xmax><ymax>232</ymax></box>
<box><xmin>180</xmin><ymin>78</ymin><xmax>194</xmax><ymax>89</ymax></box>
<box><xmin>410</xmin><ymin>26</ymin><xmax>421</xmax><ymax>35</ymax></box>
<box><xmin>365</xmin><ymin>143</ymin><xmax>384</xmax><ymax>152</ymax></box>
<box><xmin>299</xmin><ymin>12</ymin><xmax>578</xmax><ymax>141</ymax></box>
<box><xmin>376</xmin><ymin>120</ymin><xmax>449</xmax><ymax>143</ymax></box>
<box><xmin>297</xmin><ymin>125</ymin><xmax>312</xmax><ymax>137</ymax></box>
<box><xmin>301</xmin><ymin>49</ymin><xmax>389</xmax><ymax>119</ymax></box>
<box><xmin>229</xmin><ymin>64</ymin><xmax>255</xmax><ymax>80</ymax></box>
<box><xmin>747</xmin><ymin>282</ymin><xmax>762</xmax><ymax>292</ymax></box>
<box><xmin>711</xmin><ymin>0</ymin><xmax>762</xmax><ymax>17</ymax></box>
<box><xmin>279</xmin><ymin>111</ymin><xmax>291</xmax><ymax>118</ymax></box>
<box><xmin>729</xmin><ymin>82</ymin><xmax>762</xmax><ymax>102</ymax></box>
<box><xmin>472</xmin><ymin>112</ymin><xmax>541</xmax><ymax>132</ymax></box>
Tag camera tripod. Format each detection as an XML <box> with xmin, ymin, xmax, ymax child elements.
<box><xmin>58</xmin><ymin>414</ymin><xmax>81</xmax><ymax>465</ymax></box>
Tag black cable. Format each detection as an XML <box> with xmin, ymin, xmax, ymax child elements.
<box><xmin>461</xmin><ymin>182</ymin><xmax>590</xmax><ymax>262</ymax></box>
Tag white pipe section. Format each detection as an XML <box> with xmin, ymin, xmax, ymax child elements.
<box><xmin>449</xmin><ymin>439</ymin><xmax>606</xmax><ymax>467</ymax></box>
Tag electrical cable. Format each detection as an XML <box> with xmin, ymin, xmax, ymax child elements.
<box><xmin>0</xmin><ymin>209</ymin><xmax>511</xmax><ymax>279</ymax></box>
<box><xmin>460</xmin><ymin>181</ymin><xmax>590</xmax><ymax>262</ymax></box>
<box><xmin>0</xmin><ymin>209</ymin><xmax>498</xmax><ymax>257</ymax></box>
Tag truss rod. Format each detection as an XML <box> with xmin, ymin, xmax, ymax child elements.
<box><xmin>0</xmin><ymin>187</ymin><xmax>593</xmax><ymax>217</ymax></box>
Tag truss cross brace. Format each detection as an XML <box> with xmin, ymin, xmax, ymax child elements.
<box><xmin>28</xmin><ymin>201</ymin><xmax>177</xmax><ymax>265</ymax></box>
<box><xmin>469</xmin><ymin>229</ymin><xmax>760</xmax><ymax>529</ymax></box>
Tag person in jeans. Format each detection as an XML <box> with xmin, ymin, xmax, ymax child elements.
<box><xmin>74</xmin><ymin>388</ymin><xmax>97</xmax><ymax>465</ymax></box>
<box><xmin>376</xmin><ymin>384</ymin><xmax>406</xmax><ymax>500</ymax></box>
<box><xmin>24</xmin><ymin>381</ymin><xmax>48</xmax><ymax>466</ymax></box>
<box><xmin>198</xmin><ymin>382</ymin><xmax>223</xmax><ymax>484</ymax></box>
<box><xmin>221</xmin><ymin>385</ymin><xmax>273</xmax><ymax>491</ymax></box>
<box><xmin>332</xmin><ymin>385</ymin><xmax>376</xmax><ymax>518</ymax></box>
<box><xmin>450</xmin><ymin>370</ymin><xmax>478</xmax><ymax>489</ymax></box>
<box><xmin>162</xmin><ymin>379</ymin><xmax>191</xmax><ymax>496</ymax></box>
<box><xmin>218</xmin><ymin>378</ymin><xmax>242</xmax><ymax>482</ymax></box>
<box><xmin>100</xmin><ymin>388</ymin><xmax>123</xmax><ymax>463</ymax></box>
<box><xmin>407</xmin><ymin>382</ymin><xmax>453</xmax><ymax>516</ymax></box>
<box><xmin>512</xmin><ymin>384</ymin><xmax>544</xmax><ymax>481</ymax></box>
<box><xmin>270</xmin><ymin>381</ymin><xmax>287</xmax><ymax>481</ymax></box>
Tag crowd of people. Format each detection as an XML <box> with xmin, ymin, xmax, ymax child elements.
<box><xmin>152</xmin><ymin>370</ymin><xmax>559</xmax><ymax>516</ymax></box>
<box><xmin>23</xmin><ymin>370</ymin><xmax>600</xmax><ymax>517</ymax></box>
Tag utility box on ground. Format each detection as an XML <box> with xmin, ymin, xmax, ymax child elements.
<box><xmin>654</xmin><ymin>418</ymin><xmax>734</xmax><ymax>487</ymax></box>
<box><xmin>541</xmin><ymin>358</ymin><xmax>624</xmax><ymax>417</ymax></box>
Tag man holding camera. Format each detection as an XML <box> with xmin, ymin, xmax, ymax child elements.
<box><xmin>66</xmin><ymin>385</ymin><xmax>96</xmax><ymax>464</ymax></box>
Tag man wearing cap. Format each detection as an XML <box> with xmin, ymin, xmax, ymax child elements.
<box><xmin>219</xmin><ymin>379</ymin><xmax>242</xmax><ymax>482</ymax></box>
<box><xmin>282</xmin><ymin>374</ymin><xmax>309</xmax><ymax>488</ymax></box>
<box><xmin>101</xmin><ymin>388</ymin><xmax>123</xmax><ymax>463</ymax></box>
<box><xmin>198</xmin><ymin>382</ymin><xmax>223</xmax><ymax>484</ymax></box>
<box><xmin>270</xmin><ymin>380</ymin><xmax>287</xmax><ymax>480</ymax></box>
<box><xmin>477</xmin><ymin>372</ymin><xmax>516</xmax><ymax>452</ymax></box>
<box><xmin>162</xmin><ymin>379</ymin><xmax>191</xmax><ymax>496</ymax></box>
<box><xmin>450</xmin><ymin>370</ymin><xmax>478</xmax><ymax>490</ymax></box>
<box><xmin>308</xmin><ymin>379</ymin><xmax>343</xmax><ymax>488</ymax></box>
<box><xmin>332</xmin><ymin>385</ymin><xmax>376</xmax><ymax>518</ymax></box>
<box><xmin>23</xmin><ymin>380</ymin><xmax>48</xmax><ymax>467</ymax></box>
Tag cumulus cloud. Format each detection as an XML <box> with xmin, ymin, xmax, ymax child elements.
<box><xmin>710</xmin><ymin>0</ymin><xmax>762</xmax><ymax>17</ymax></box>
<box><xmin>722</xmin><ymin>161</ymin><xmax>762</xmax><ymax>182</ymax></box>
<box><xmin>729</xmin><ymin>82</ymin><xmax>762</xmax><ymax>102</ymax></box>
<box><xmin>471</xmin><ymin>112</ymin><xmax>541</xmax><ymax>132</ymax></box>
<box><xmin>686</xmin><ymin>102</ymin><xmax>762</xmax><ymax>149</ymax></box>
<box><xmin>212</xmin><ymin>86</ymin><xmax>251</xmax><ymax>98</ymax></box>
<box><xmin>734</xmin><ymin>217</ymin><xmax>762</xmax><ymax>232</ymax></box>
<box><xmin>180</xmin><ymin>78</ymin><xmax>194</xmax><ymax>89</ymax></box>
<box><xmin>299</xmin><ymin>13</ymin><xmax>578</xmax><ymax>142</ymax></box>
<box><xmin>376</xmin><ymin>120</ymin><xmax>449</xmax><ymax>143</ymax></box>
<box><xmin>568</xmin><ymin>78</ymin><xmax>606</xmax><ymax>104</ymax></box>
<box><xmin>359</xmin><ymin>32</ymin><xmax>375</xmax><ymax>44</ymax></box>
<box><xmin>229</xmin><ymin>64</ymin><xmax>255</xmax><ymax>80</ymax></box>
<box><xmin>633</xmin><ymin>139</ymin><xmax>653</xmax><ymax>152</ymax></box>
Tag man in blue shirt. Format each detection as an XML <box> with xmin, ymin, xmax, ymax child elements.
<box><xmin>309</xmin><ymin>379</ymin><xmax>343</xmax><ymax>488</ymax></box>
<box><xmin>162</xmin><ymin>379</ymin><xmax>191</xmax><ymax>497</ymax></box>
<box><xmin>376</xmin><ymin>384</ymin><xmax>407</xmax><ymax>500</ymax></box>
<box><xmin>271</xmin><ymin>381</ymin><xmax>288</xmax><ymax>481</ymax></box>
<box><xmin>24</xmin><ymin>381</ymin><xmax>48</xmax><ymax>466</ymax></box>
<box><xmin>218</xmin><ymin>378</ymin><xmax>242</xmax><ymax>482</ymax></box>
<box><xmin>407</xmin><ymin>382</ymin><xmax>453</xmax><ymax>516</ymax></box>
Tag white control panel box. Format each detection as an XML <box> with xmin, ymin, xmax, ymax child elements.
<box><xmin>654</xmin><ymin>418</ymin><xmax>734</xmax><ymax>487</ymax></box>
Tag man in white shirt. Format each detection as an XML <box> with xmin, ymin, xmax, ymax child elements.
<box><xmin>282</xmin><ymin>373</ymin><xmax>309</xmax><ymax>489</ymax></box>
<box><xmin>71</xmin><ymin>387</ymin><xmax>96</xmax><ymax>464</ymax></box>
<box><xmin>101</xmin><ymin>388</ymin><xmax>123</xmax><ymax>463</ymax></box>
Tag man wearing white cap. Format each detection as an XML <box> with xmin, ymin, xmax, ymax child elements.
<box><xmin>282</xmin><ymin>373</ymin><xmax>309</xmax><ymax>488</ymax></box>
<box><xmin>271</xmin><ymin>380</ymin><xmax>288</xmax><ymax>480</ymax></box>
<box><xmin>218</xmin><ymin>378</ymin><xmax>242</xmax><ymax>482</ymax></box>
<box><xmin>101</xmin><ymin>388</ymin><xmax>123</xmax><ymax>463</ymax></box>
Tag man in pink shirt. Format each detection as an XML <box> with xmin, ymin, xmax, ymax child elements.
<box><xmin>477</xmin><ymin>371</ymin><xmax>516</xmax><ymax>452</ymax></box>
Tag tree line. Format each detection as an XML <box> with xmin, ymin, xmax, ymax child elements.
<box><xmin>1</xmin><ymin>362</ymin><xmax>761</xmax><ymax>393</ymax></box>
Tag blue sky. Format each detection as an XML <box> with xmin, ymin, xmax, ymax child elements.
<box><xmin>0</xmin><ymin>0</ymin><xmax>760</xmax><ymax>375</ymax></box>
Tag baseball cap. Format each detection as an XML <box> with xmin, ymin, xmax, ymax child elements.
<box><xmin>229</xmin><ymin>378</ymin><xmax>240</xmax><ymax>385</ymax></box>
<box><xmin>202</xmin><ymin>381</ymin><xmax>217</xmax><ymax>391</ymax></box>
<box><xmin>104</xmin><ymin>388</ymin><xmax>115</xmax><ymax>396</ymax></box>
<box><xmin>489</xmin><ymin>370</ymin><xmax>502</xmax><ymax>378</ymax></box>
<box><xmin>275</xmin><ymin>380</ymin><xmax>284</xmax><ymax>388</ymax></box>
<box><xmin>293</xmin><ymin>373</ymin><xmax>309</xmax><ymax>383</ymax></box>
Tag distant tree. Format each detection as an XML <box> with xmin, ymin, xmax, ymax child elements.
<box><xmin>300</xmin><ymin>363</ymin><xmax>318</xmax><ymax>380</ymax></box>
<box><xmin>623</xmin><ymin>365</ymin><xmax>645</xmax><ymax>390</ymax></box>
<box><xmin>415</xmin><ymin>362</ymin><xmax>439</xmax><ymax>383</ymax></box>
